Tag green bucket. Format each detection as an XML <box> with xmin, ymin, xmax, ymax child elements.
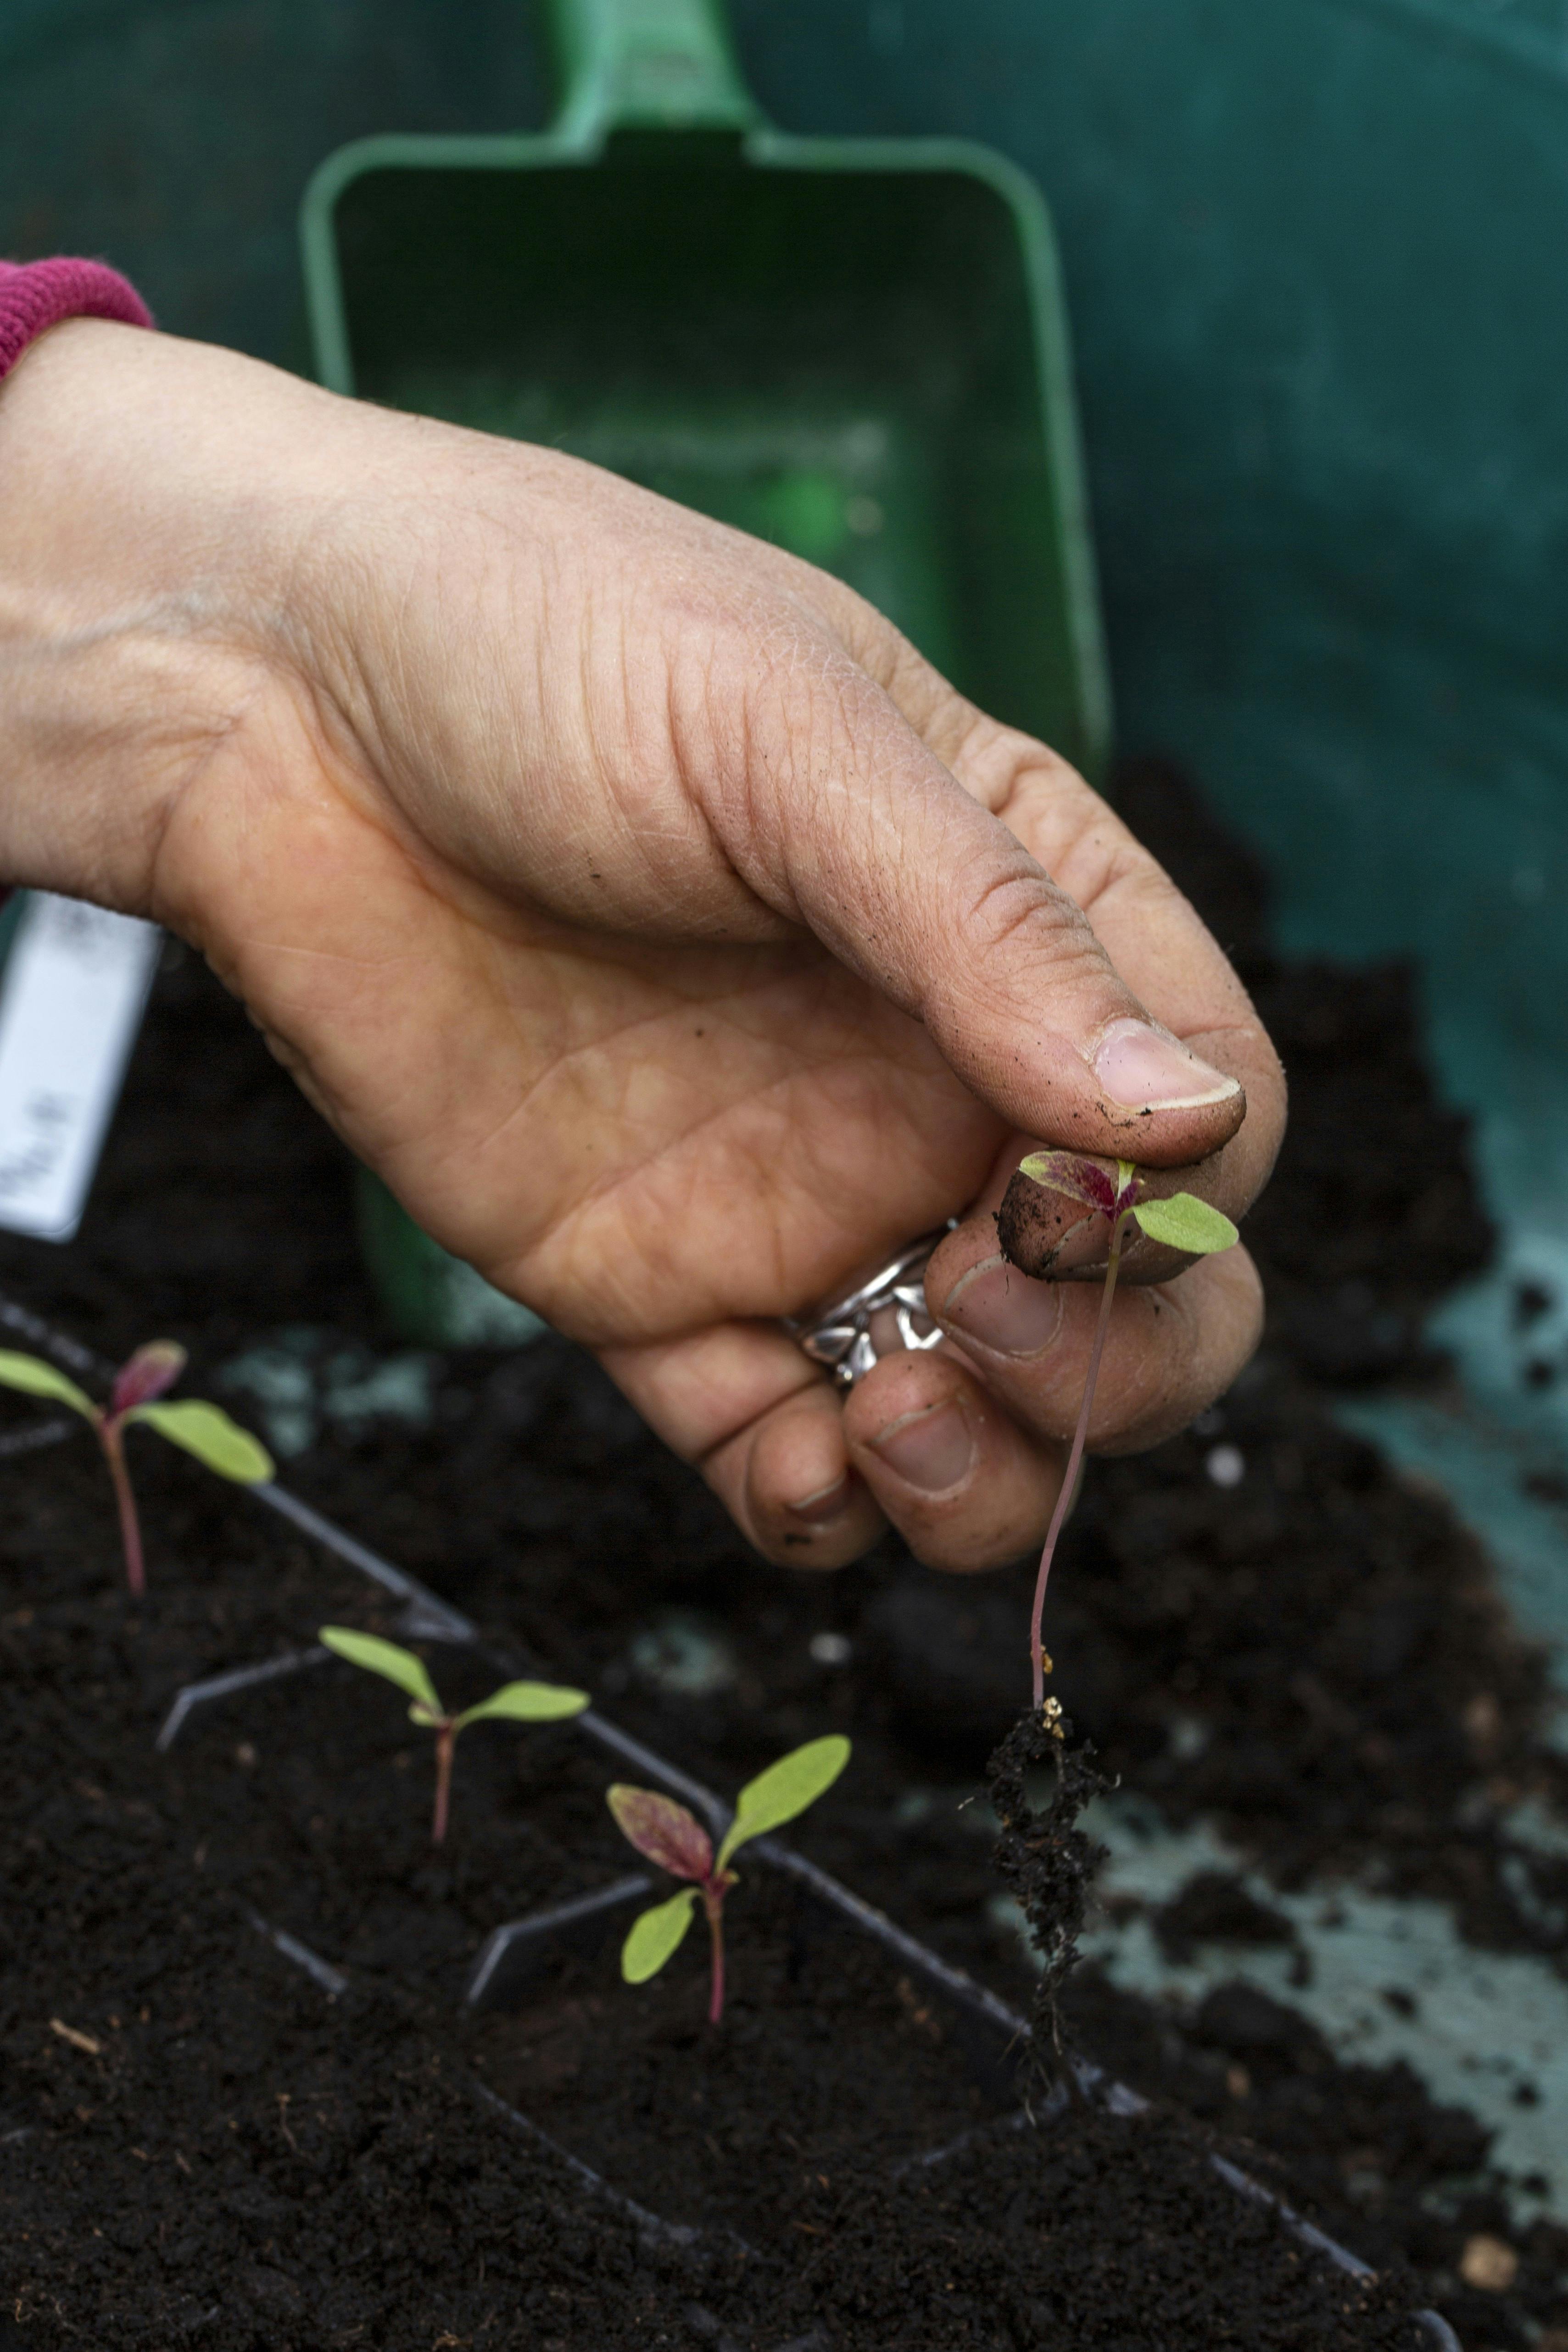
<box><xmin>299</xmin><ymin>0</ymin><xmax>1110</xmax><ymax>1346</ymax></box>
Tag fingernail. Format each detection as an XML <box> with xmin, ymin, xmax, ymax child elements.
<box><xmin>787</xmin><ymin>1475</ymin><xmax>854</xmax><ymax>1524</ymax></box>
<box><xmin>1092</xmin><ymin>1018</ymin><xmax>1240</xmax><ymax>1112</ymax></box>
<box><xmin>869</xmin><ymin>1402</ymin><xmax>976</xmax><ymax>1492</ymax></box>
<box><xmin>943</xmin><ymin>1256</ymin><xmax>1065</xmax><ymax>1357</ymax></box>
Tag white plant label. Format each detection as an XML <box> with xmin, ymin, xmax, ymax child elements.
<box><xmin>0</xmin><ymin>893</ymin><xmax>160</xmax><ymax>1243</ymax></box>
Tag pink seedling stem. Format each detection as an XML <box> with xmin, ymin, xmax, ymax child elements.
<box><xmin>1012</xmin><ymin>1154</ymin><xmax>1240</xmax><ymax>1712</ymax></box>
<box><xmin>431</xmin><ymin>1720</ymin><xmax>459</xmax><ymax>1848</ymax></box>
<box><xmin>100</xmin><ymin>1344</ymin><xmax>185</xmax><ymax>1598</ymax></box>
<box><xmin>0</xmin><ymin>1340</ymin><xmax>273</xmax><ymax>1598</ymax></box>
<box><xmin>1024</xmin><ymin>1161</ymin><xmax>1138</xmax><ymax>1710</ymax></box>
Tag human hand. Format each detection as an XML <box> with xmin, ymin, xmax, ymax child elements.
<box><xmin>0</xmin><ymin>322</ymin><xmax>1283</xmax><ymax>1571</ymax></box>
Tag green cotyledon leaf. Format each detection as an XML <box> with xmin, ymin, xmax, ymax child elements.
<box><xmin>716</xmin><ymin>1736</ymin><xmax>851</xmax><ymax>1872</ymax></box>
<box><xmin>318</xmin><ymin>1626</ymin><xmax>442</xmax><ymax>1716</ymax></box>
<box><xmin>128</xmin><ymin>1399</ymin><xmax>273</xmax><ymax>1483</ymax></box>
<box><xmin>1130</xmin><ymin>1193</ymin><xmax>1239</xmax><ymax>1255</ymax></box>
<box><xmin>455</xmin><ymin>1680</ymin><xmax>590</xmax><ymax>1731</ymax></box>
<box><xmin>0</xmin><ymin>1351</ymin><xmax>95</xmax><ymax>1419</ymax></box>
<box><xmin>621</xmin><ymin>1887</ymin><xmax>699</xmax><ymax>1983</ymax></box>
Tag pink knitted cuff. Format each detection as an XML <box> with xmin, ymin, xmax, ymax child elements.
<box><xmin>0</xmin><ymin>257</ymin><xmax>152</xmax><ymax>382</ymax></box>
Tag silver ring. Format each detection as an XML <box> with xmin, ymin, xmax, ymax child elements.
<box><xmin>784</xmin><ymin>1229</ymin><xmax>949</xmax><ymax>1388</ymax></box>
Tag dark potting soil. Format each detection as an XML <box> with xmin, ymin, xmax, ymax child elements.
<box><xmin>159</xmin><ymin>1641</ymin><xmax>1006</xmax><ymax>2221</ymax></box>
<box><xmin>159</xmin><ymin>1649</ymin><xmax>1004</xmax><ymax>2235</ymax></box>
<box><xmin>158</xmin><ymin>1648</ymin><xmax>616</xmax><ymax>1991</ymax></box>
<box><xmin>0</xmin><ymin>754</ymin><xmax>1563</xmax><ymax>2341</ymax></box>
<box><xmin>462</xmin><ymin>1878</ymin><xmax>1004</xmax><ymax>2240</ymax></box>
<box><xmin>2</xmin><ymin>1875</ymin><xmax>709</xmax><ymax>2352</ymax></box>
<box><xmin>0</xmin><ymin>1493</ymin><xmax>714</xmax><ymax>2352</ymax></box>
<box><xmin>1112</xmin><ymin>755</ymin><xmax>1496</xmax><ymax>1390</ymax></box>
<box><xmin>0</xmin><ymin>1464</ymin><xmax>1431</xmax><ymax>2352</ymax></box>
<box><xmin>0</xmin><ymin>1427</ymin><xmax>407</xmax><ymax>1748</ymax></box>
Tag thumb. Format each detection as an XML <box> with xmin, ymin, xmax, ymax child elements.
<box><xmin>717</xmin><ymin>659</ymin><xmax>1248</xmax><ymax>1170</ymax></box>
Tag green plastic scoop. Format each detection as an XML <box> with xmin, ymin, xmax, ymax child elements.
<box><xmin>300</xmin><ymin>0</ymin><xmax>1113</xmax><ymax>1345</ymax></box>
<box><xmin>300</xmin><ymin>0</ymin><xmax>1110</xmax><ymax>771</ymax></box>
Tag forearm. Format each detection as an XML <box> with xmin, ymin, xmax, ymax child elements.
<box><xmin>0</xmin><ymin>320</ymin><xmax>330</xmax><ymax>914</ymax></box>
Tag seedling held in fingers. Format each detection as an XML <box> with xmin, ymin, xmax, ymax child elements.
<box><xmin>318</xmin><ymin>1627</ymin><xmax>589</xmax><ymax>1844</ymax></box>
<box><xmin>608</xmin><ymin>1736</ymin><xmax>851</xmax><ymax>2024</ymax></box>
<box><xmin>1005</xmin><ymin>1155</ymin><xmax>1239</xmax><ymax>1711</ymax></box>
<box><xmin>0</xmin><ymin>1342</ymin><xmax>273</xmax><ymax>1597</ymax></box>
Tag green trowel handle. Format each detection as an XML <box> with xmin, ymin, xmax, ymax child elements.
<box><xmin>544</xmin><ymin>0</ymin><xmax>763</xmax><ymax>143</ymax></box>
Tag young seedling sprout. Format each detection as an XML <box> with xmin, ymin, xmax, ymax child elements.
<box><xmin>318</xmin><ymin>1627</ymin><xmax>589</xmax><ymax>1844</ymax></box>
<box><xmin>0</xmin><ymin>1342</ymin><xmax>273</xmax><ymax>1597</ymax></box>
<box><xmin>1010</xmin><ymin>1155</ymin><xmax>1239</xmax><ymax>1712</ymax></box>
<box><xmin>607</xmin><ymin>1735</ymin><xmax>850</xmax><ymax>2025</ymax></box>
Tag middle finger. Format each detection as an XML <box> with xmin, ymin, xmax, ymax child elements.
<box><xmin>929</xmin><ymin>1228</ymin><xmax>1265</xmax><ymax>1458</ymax></box>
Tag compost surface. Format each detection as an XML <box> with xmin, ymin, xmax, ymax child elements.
<box><xmin>0</xmin><ymin>1479</ymin><xmax>1430</xmax><ymax>2351</ymax></box>
<box><xmin>1</xmin><ymin>759</ymin><xmax>1564</xmax><ymax>2346</ymax></box>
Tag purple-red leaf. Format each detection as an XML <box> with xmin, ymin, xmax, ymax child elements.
<box><xmin>110</xmin><ymin>1341</ymin><xmax>188</xmax><ymax>1419</ymax></box>
<box><xmin>1110</xmin><ymin>1158</ymin><xmax>1142</xmax><ymax>1218</ymax></box>
<box><xmin>607</xmin><ymin>1785</ymin><xmax>714</xmax><ymax>1883</ymax></box>
<box><xmin>1014</xmin><ymin>1151</ymin><xmax>1121</xmax><ymax>1219</ymax></box>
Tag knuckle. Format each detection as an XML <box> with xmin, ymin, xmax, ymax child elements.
<box><xmin>949</xmin><ymin>713</ymin><xmax>1086</xmax><ymax>814</ymax></box>
<box><xmin>956</xmin><ymin>852</ymin><xmax>1117</xmax><ymax>1004</ymax></box>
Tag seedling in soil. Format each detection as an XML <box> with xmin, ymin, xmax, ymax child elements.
<box><xmin>608</xmin><ymin>1736</ymin><xmax>851</xmax><ymax>2024</ymax></box>
<box><xmin>985</xmin><ymin>1156</ymin><xmax>1239</xmax><ymax>2089</ymax></box>
<box><xmin>1003</xmin><ymin>1154</ymin><xmax>1238</xmax><ymax>1711</ymax></box>
<box><xmin>0</xmin><ymin>1342</ymin><xmax>273</xmax><ymax>1597</ymax></box>
<box><xmin>318</xmin><ymin>1627</ymin><xmax>589</xmax><ymax>1844</ymax></box>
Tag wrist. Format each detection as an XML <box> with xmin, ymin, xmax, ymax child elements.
<box><xmin>0</xmin><ymin>319</ymin><xmax>331</xmax><ymax>915</ymax></box>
